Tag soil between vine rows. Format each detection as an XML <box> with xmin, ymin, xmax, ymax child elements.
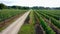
<box><xmin>20</xmin><ymin>14</ymin><xmax>45</xmax><ymax>34</ymax></box>
<box><xmin>35</xmin><ymin>15</ymin><xmax>45</xmax><ymax>34</ymax></box>
<box><xmin>43</xmin><ymin>17</ymin><xmax>60</xmax><ymax>34</ymax></box>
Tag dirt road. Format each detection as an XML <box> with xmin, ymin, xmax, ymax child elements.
<box><xmin>0</xmin><ymin>10</ymin><xmax>30</xmax><ymax>34</ymax></box>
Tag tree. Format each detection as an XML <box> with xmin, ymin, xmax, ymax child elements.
<box><xmin>0</xmin><ymin>3</ymin><xmax>7</xmax><ymax>9</ymax></box>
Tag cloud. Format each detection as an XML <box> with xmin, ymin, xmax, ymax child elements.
<box><xmin>0</xmin><ymin>0</ymin><xmax>60</xmax><ymax>7</ymax></box>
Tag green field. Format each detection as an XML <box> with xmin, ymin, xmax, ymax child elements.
<box><xmin>0</xmin><ymin>9</ymin><xmax>27</xmax><ymax>31</ymax></box>
<box><xmin>0</xmin><ymin>9</ymin><xmax>60</xmax><ymax>34</ymax></box>
<box><xmin>0</xmin><ymin>9</ymin><xmax>27</xmax><ymax>22</ymax></box>
<box><xmin>18</xmin><ymin>9</ymin><xmax>60</xmax><ymax>34</ymax></box>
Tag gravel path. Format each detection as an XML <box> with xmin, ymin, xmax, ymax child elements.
<box><xmin>0</xmin><ymin>10</ymin><xmax>30</xmax><ymax>34</ymax></box>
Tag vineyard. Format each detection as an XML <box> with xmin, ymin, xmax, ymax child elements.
<box><xmin>0</xmin><ymin>9</ymin><xmax>60</xmax><ymax>34</ymax></box>
<box><xmin>0</xmin><ymin>9</ymin><xmax>27</xmax><ymax>31</ymax></box>
<box><xmin>18</xmin><ymin>9</ymin><xmax>60</xmax><ymax>34</ymax></box>
<box><xmin>0</xmin><ymin>9</ymin><xmax>27</xmax><ymax>22</ymax></box>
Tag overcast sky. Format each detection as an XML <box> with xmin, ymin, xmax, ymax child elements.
<box><xmin>0</xmin><ymin>0</ymin><xmax>60</xmax><ymax>7</ymax></box>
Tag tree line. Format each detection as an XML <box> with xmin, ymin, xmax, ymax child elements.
<box><xmin>0</xmin><ymin>3</ymin><xmax>60</xmax><ymax>10</ymax></box>
<box><xmin>0</xmin><ymin>3</ymin><xmax>30</xmax><ymax>9</ymax></box>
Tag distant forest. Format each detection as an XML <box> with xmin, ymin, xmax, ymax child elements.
<box><xmin>0</xmin><ymin>3</ymin><xmax>60</xmax><ymax>10</ymax></box>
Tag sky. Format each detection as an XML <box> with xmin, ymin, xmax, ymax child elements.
<box><xmin>0</xmin><ymin>0</ymin><xmax>60</xmax><ymax>7</ymax></box>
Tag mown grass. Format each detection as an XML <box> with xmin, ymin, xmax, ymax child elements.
<box><xmin>18</xmin><ymin>24</ymin><xmax>35</xmax><ymax>34</ymax></box>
